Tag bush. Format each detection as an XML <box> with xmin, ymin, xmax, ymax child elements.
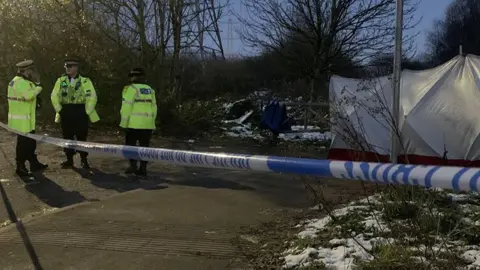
<box><xmin>156</xmin><ymin>99</ymin><xmax>223</xmax><ymax>138</ymax></box>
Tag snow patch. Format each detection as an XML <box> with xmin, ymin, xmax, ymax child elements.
<box><xmin>285</xmin><ymin>234</ymin><xmax>392</xmax><ymax>269</ymax></box>
<box><xmin>222</xmin><ymin>110</ymin><xmax>253</xmax><ymax>125</ymax></box>
<box><xmin>462</xmin><ymin>249</ymin><xmax>480</xmax><ymax>269</ymax></box>
<box><xmin>223</xmin><ymin>123</ymin><xmax>331</xmax><ymax>142</ymax></box>
<box><xmin>298</xmin><ymin>206</ymin><xmax>369</xmax><ymax>239</ymax></box>
<box><xmin>221</xmin><ymin>94</ymin><xmax>331</xmax><ymax>142</ymax></box>
<box><xmin>279</xmin><ymin>126</ymin><xmax>331</xmax><ymax>142</ymax></box>
<box><xmin>284</xmin><ymin>192</ymin><xmax>480</xmax><ymax>269</ymax></box>
<box><xmin>223</xmin><ymin>123</ymin><xmax>263</xmax><ymax>140</ymax></box>
<box><xmin>284</xmin><ymin>248</ymin><xmax>319</xmax><ymax>268</ymax></box>
<box><xmin>447</xmin><ymin>193</ymin><xmax>471</xmax><ymax>202</ymax></box>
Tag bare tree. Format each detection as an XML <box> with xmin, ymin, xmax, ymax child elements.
<box><xmin>81</xmin><ymin>0</ymin><xmax>229</xmax><ymax>106</ymax></box>
<box><xmin>237</xmin><ymin>0</ymin><xmax>420</xmax><ymax>100</ymax></box>
<box><xmin>426</xmin><ymin>0</ymin><xmax>480</xmax><ymax>66</ymax></box>
<box><xmin>367</xmin><ymin>53</ymin><xmax>427</xmax><ymax>77</ymax></box>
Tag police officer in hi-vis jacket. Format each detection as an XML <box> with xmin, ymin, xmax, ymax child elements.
<box><xmin>120</xmin><ymin>68</ymin><xmax>157</xmax><ymax>176</ymax></box>
<box><xmin>7</xmin><ymin>60</ymin><xmax>48</xmax><ymax>177</ymax></box>
<box><xmin>51</xmin><ymin>57</ymin><xmax>100</xmax><ymax>169</ymax></box>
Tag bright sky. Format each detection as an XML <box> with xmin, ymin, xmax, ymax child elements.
<box><xmin>218</xmin><ymin>0</ymin><xmax>454</xmax><ymax>56</ymax></box>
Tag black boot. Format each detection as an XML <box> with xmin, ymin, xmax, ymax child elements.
<box><xmin>61</xmin><ymin>156</ymin><xmax>74</xmax><ymax>168</ymax></box>
<box><xmin>16</xmin><ymin>162</ymin><xmax>32</xmax><ymax>177</ymax></box>
<box><xmin>125</xmin><ymin>160</ymin><xmax>137</xmax><ymax>174</ymax></box>
<box><xmin>135</xmin><ymin>161</ymin><xmax>147</xmax><ymax>176</ymax></box>
<box><xmin>29</xmin><ymin>154</ymin><xmax>48</xmax><ymax>172</ymax></box>
<box><xmin>81</xmin><ymin>157</ymin><xmax>90</xmax><ymax>169</ymax></box>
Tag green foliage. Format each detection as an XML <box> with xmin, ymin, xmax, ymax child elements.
<box><xmin>379</xmin><ymin>187</ymin><xmax>480</xmax><ymax>246</ymax></box>
<box><xmin>382</xmin><ymin>201</ymin><xmax>419</xmax><ymax>221</ymax></box>
<box><xmin>355</xmin><ymin>244</ymin><xmax>423</xmax><ymax>270</ymax></box>
<box><xmin>156</xmin><ymin>98</ymin><xmax>223</xmax><ymax>138</ymax></box>
<box><xmin>297</xmin><ymin>261</ymin><xmax>327</xmax><ymax>270</ymax></box>
<box><xmin>0</xmin><ymin>0</ymin><xmax>433</xmax><ymax>137</ymax></box>
<box><xmin>293</xmin><ymin>237</ymin><xmax>318</xmax><ymax>250</ymax></box>
<box><xmin>0</xmin><ymin>0</ymin><xmax>255</xmax><ymax>134</ymax></box>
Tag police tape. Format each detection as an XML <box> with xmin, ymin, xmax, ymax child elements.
<box><xmin>0</xmin><ymin>122</ymin><xmax>479</xmax><ymax>192</ymax></box>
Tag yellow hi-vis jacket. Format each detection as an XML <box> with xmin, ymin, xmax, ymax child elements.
<box><xmin>51</xmin><ymin>75</ymin><xmax>100</xmax><ymax>123</ymax></box>
<box><xmin>119</xmin><ymin>83</ymin><xmax>157</xmax><ymax>129</ymax></box>
<box><xmin>7</xmin><ymin>76</ymin><xmax>42</xmax><ymax>133</ymax></box>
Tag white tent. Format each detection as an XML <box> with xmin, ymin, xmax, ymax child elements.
<box><xmin>329</xmin><ymin>54</ymin><xmax>480</xmax><ymax>162</ymax></box>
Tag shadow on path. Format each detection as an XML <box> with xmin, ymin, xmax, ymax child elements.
<box><xmin>72</xmin><ymin>167</ymin><xmax>167</xmax><ymax>192</ymax></box>
<box><xmin>24</xmin><ymin>173</ymin><xmax>87</xmax><ymax>208</ymax></box>
<box><xmin>0</xmin><ymin>177</ymin><xmax>42</xmax><ymax>269</ymax></box>
<box><xmin>162</xmin><ymin>174</ymin><xmax>256</xmax><ymax>190</ymax></box>
<box><xmin>148</xmin><ymin>166</ymin><xmax>256</xmax><ymax>191</ymax></box>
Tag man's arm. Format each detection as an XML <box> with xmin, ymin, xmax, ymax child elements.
<box><xmin>21</xmin><ymin>80</ymin><xmax>42</xmax><ymax>101</ymax></box>
<box><xmin>50</xmin><ymin>78</ymin><xmax>62</xmax><ymax>112</ymax></box>
<box><xmin>83</xmin><ymin>78</ymin><xmax>97</xmax><ymax>115</ymax></box>
<box><xmin>152</xmin><ymin>88</ymin><xmax>157</xmax><ymax>122</ymax></box>
<box><xmin>119</xmin><ymin>86</ymin><xmax>136</xmax><ymax>128</ymax></box>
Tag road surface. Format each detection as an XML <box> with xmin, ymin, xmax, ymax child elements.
<box><xmin>0</xmin><ymin>128</ymin><xmax>369</xmax><ymax>269</ymax></box>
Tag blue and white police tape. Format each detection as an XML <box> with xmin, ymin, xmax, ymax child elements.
<box><xmin>0</xmin><ymin>122</ymin><xmax>479</xmax><ymax>192</ymax></box>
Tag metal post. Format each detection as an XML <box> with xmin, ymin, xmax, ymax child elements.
<box><xmin>390</xmin><ymin>0</ymin><xmax>403</xmax><ymax>163</ymax></box>
<box><xmin>459</xmin><ymin>45</ymin><xmax>463</xmax><ymax>55</ymax></box>
<box><xmin>196</xmin><ymin>0</ymin><xmax>204</xmax><ymax>61</ymax></box>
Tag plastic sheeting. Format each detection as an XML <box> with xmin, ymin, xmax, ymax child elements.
<box><xmin>329</xmin><ymin>54</ymin><xmax>480</xmax><ymax>161</ymax></box>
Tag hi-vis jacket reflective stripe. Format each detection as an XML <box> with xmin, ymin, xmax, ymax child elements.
<box><xmin>51</xmin><ymin>75</ymin><xmax>100</xmax><ymax>123</ymax></box>
<box><xmin>8</xmin><ymin>114</ymin><xmax>31</xmax><ymax>120</ymax></box>
<box><xmin>7</xmin><ymin>76</ymin><xmax>42</xmax><ymax>133</ymax></box>
<box><xmin>119</xmin><ymin>83</ymin><xmax>157</xmax><ymax>130</ymax></box>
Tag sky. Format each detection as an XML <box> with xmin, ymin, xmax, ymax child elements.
<box><xmin>217</xmin><ymin>0</ymin><xmax>454</xmax><ymax>57</ymax></box>
<box><xmin>412</xmin><ymin>0</ymin><xmax>452</xmax><ymax>55</ymax></box>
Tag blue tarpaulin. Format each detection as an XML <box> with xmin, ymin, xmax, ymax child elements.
<box><xmin>260</xmin><ymin>101</ymin><xmax>291</xmax><ymax>134</ymax></box>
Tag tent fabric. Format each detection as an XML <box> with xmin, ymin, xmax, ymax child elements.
<box><xmin>328</xmin><ymin>54</ymin><xmax>480</xmax><ymax>166</ymax></box>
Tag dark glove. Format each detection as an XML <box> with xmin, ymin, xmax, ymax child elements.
<box><xmin>36</xmin><ymin>96</ymin><xmax>42</xmax><ymax>109</ymax></box>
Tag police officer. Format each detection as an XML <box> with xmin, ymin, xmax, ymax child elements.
<box><xmin>7</xmin><ymin>60</ymin><xmax>48</xmax><ymax>177</ymax></box>
<box><xmin>120</xmin><ymin>68</ymin><xmax>157</xmax><ymax>176</ymax></box>
<box><xmin>51</xmin><ymin>57</ymin><xmax>100</xmax><ymax>169</ymax></box>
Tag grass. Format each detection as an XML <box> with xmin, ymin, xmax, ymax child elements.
<box><xmin>294</xmin><ymin>237</ymin><xmax>320</xmax><ymax>250</ymax></box>
<box><xmin>233</xmin><ymin>218</ymin><xmax>305</xmax><ymax>269</ymax></box>
<box><xmin>281</xmin><ymin>184</ymin><xmax>480</xmax><ymax>269</ymax></box>
<box><xmin>297</xmin><ymin>261</ymin><xmax>328</xmax><ymax>269</ymax></box>
<box><xmin>322</xmin><ymin>211</ymin><xmax>367</xmax><ymax>240</ymax></box>
<box><xmin>355</xmin><ymin>244</ymin><xmax>425</xmax><ymax>270</ymax></box>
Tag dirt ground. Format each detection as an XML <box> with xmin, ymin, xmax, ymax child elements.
<box><xmin>0</xmin><ymin>126</ymin><xmax>374</xmax><ymax>268</ymax></box>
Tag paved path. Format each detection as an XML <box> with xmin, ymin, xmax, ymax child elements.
<box><xmin>0</xmin><ymin>129</ymin><xmax>367</xmax><ymax>269</ymax></box>
<box><xmin>0</xmin><ymin>185</ymin><xmax>283</xmax><ymax>269</ymax></box>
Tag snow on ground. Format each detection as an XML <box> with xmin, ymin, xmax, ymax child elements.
<box><xmin>221</xmin><ymin>93</ymin><xmax>330</xmax><ymax>142</ymax></box>
<box><xmin>279</xmin><ymin>126</ymin><xmax>331</xmax><ymax>142</ymax></box>
<box><xmin>222</xmin><ymin>110</ymin><xmax>254</xmax><ymax>125</ymax></box>
<box><xmin>223</xmin><ymin>122</ymin><xmax>331</xmax><ymax>142</ymax></box>
<box><xmin>222</xmin><ymin>123</ymin><xmax>264</xmax><ymax>140</ymax></box>
<box><xmin>222</xmin><ymin>90</ymin><xmax>269</xmax><ymax>113</ymax></box>
<box><xmin>283</xmin><ymin>191</ymin><xmax>480</xmax><ymax>269</ymax></box>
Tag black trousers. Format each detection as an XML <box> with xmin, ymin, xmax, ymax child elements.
<box><xmin>16</xmin><ymin>131</ymin><xmax>37</xmax><ymax>164</ymax></box>
<box><xmin>125</xmin><ymin>129</ymin><xmax>152</xmax><ymax>163</ymax></box>
<box><xmin>60</xmin><ymin>104</ymin><xmax>89</xmax><ymax>159</ymax></box>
